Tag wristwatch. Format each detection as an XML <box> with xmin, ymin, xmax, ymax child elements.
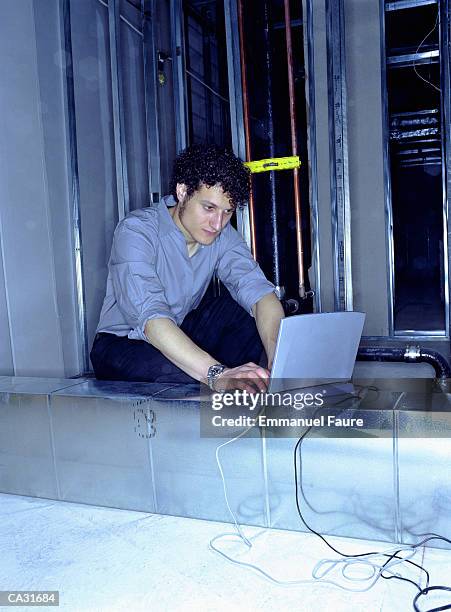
<box><xmin>207</xmin><ymin>363</ymin><xmax>226</xmax><ymax>391</ymax></box>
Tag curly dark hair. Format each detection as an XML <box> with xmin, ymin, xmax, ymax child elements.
<box><xmin>170</xmin><ymin>144</ymin><xmax>250</xmax><ymax>208</ymax></box>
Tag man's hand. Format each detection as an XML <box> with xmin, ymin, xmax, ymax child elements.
<box><xmin>214</xmin><ymin>362</ymin><xmax>270</xmax><ymax>393</ymax></box>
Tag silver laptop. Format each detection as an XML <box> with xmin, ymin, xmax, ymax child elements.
<box><xmin>268</xmin><ymin>311</ymin><xmax>365</xmax><ymax>393</ymax></box>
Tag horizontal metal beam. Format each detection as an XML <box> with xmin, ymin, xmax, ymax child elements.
<box><xmin>272</xmin><ymin>18</ymin><xmax>303</xmax><ymax>29</ymax></box>
<box><xmin>387</xmin><ymin>50</ymin><xmax>440</xmax><ymax>66</ymax></box>
<box><xmin>391</xmin><ymin>108</ymin><xmax>439</xmax><ymax>118</ymax></box>
<box><xmin>385</xmin><ymin>0</ymin><xmax>437</xmax><ymax>11</ymax></box>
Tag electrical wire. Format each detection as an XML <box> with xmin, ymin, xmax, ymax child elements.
<box><xmin>210</xmin><ymin>400</ymin><xmax>323</xmax><ymax>587</ymax></box>
<box><xmin>293</xmin><ymin>400</ymin><xmax>451</xmax><ymax>610</ymax></box>
<box><xmin>209</xmin><ymin>386</ymin><xmax>451</xmax><ymax>610</ymax></box>
<box><xmin>413</xmin><ymin>9</ymin><xmax>441</xmax><ymax>93</ymax></box>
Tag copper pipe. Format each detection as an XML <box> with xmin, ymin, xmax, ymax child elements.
<box><xmin>237</xmin><ymin>0</ymin><xmax>257</xmax><ymax>259</ymax></box>
<box><xmin>284</xmin><ymin>0</ymin><xmax>306</xmax><ymax>298</ymax></box>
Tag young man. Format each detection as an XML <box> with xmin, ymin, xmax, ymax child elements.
<box><xmin>90</xmin><ymin>144</ymin><xmax>285</xmax><ymax>391</ymax></box>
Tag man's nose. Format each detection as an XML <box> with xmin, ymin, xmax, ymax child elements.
<box><xmin>210</xmin><ymin>212</ymin><xmax>223</xmax><ymax>231</ymax></box>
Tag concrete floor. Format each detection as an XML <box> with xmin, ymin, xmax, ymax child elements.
<box><xmin>2</xmin><ymin>493</ymin><xmax>451</xmax><ymax>612</ymax></box>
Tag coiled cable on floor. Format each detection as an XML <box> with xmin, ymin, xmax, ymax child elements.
<box><xmin>210</xmin><ymin>388</ymin><xmax>451</xmax><ymax>610</ymax></box>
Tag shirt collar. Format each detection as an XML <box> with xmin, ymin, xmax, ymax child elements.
<box><xmin>158</xmin><ymin>195</ymin><xmax>181</xmax><ymax>238</ymax></box>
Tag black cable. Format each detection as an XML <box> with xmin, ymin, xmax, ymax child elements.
<box><xmin>292</xmin><ymin>393</ymin><xmax>451</xmax><ymax>611</ymax></box>
<box><xmin>294</xmin><ymin>430</ymin><xmax>428</xmax><ymax>579</ymax></box>
<box><xmin>413</xmin><ymin>586</ymin><xmax>451</xmax><ymax>612</ymax></box>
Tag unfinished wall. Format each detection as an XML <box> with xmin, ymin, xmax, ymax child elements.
<box><xmin>345</xmin><ymin>0</ymin><xmax>390</xmax><ymax>336</ymax></box>
<box><xmin>307</xmin><ymin>0</ymin><xmax>390</xmax><ymax>335</ymax></box>
<box><xmin>0</xmin><ymin>0</ymin><xmax>80</xmax><ymax>376</ymax></box>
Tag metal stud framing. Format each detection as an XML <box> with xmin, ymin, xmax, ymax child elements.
<box><xmin>381</xmin><ymin>0</ymin><xmax>449</xmax><ymax>337</ymax></box>
<box><xmin>109</xmin><ymin>0</ymin><xmax>130</xmax><ymax>220</ymax></box>
<box><xmin>170</xmin><ymin>0</ymin><xmax>188</xmax><ymax>152</ymax></box>
<box><xmin>440</xmin><ymin>0</ymin><xmax>451</xmax><ymax>338</ymax></box>
<box><xmin>301</xmin><ymin>0</ymin><xmax>321</xmax><ymax>312</ymax></box>
<box><xmin>326</xmin><ymin>0</ymin><xmax>353</xmax><ymax>312</ymax></box>
<box><xmin>61</xmin><ymin>0</ymin><xmax>89</xmax><ymax>374</ymax></box>
<box><xmin>142</xmin><ymin>0</ymin><xmax>162</xmax><ymax>203</ymax></box>
<box><xmin>224</xmin><ymin>0</ymin><xmax>251</xmax><ymax>247</ymax></box>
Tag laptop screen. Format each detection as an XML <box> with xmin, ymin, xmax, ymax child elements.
<box><xmin>268</xmin><ymin>311</ymin><xmax>365</xmax><ymax>393</ymax></box>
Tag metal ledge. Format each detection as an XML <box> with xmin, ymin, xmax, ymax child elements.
<box><xmin>1</xmin><ymin>377</ymin><xmax>451</xmax><ymax>548</ymax></box>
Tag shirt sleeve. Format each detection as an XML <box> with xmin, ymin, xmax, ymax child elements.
<box><xmin>215</xmin><ymin>229</ymin><xmax>275</xmax><ymax>315</ymax></box>
<box><xmin>109</xmin><ymin>216</ymin><xmax>176</xmax><ymax>342</ymax></box>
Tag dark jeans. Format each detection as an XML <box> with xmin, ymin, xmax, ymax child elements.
<box><xmin>90</xmin><ymin>292</ymin><xmax>264</xmax><ymax>383</ymax></box>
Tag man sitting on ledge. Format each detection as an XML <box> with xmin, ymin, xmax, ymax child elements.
<box><xmin>90</xmin><ymin>144</ymin><xmax>285</xmax><ymax>392</ymax></box>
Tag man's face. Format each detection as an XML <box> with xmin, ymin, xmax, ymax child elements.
<box><xmin>175</xmin><ymin>183</ymin><xmax>235</xmax><ymax>245</ymax></box>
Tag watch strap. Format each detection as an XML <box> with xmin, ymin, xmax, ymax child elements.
<box><xmin>207</xmin><ymin>364</ymin><xmax>226</xmax><ymax>391</ymax></box>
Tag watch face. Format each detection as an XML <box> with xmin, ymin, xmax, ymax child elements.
<box><xmin>210</xmin><ymin>365</ymin><xmax>224</xmax><ymax>376</ymax></box>
<box><xmin>208</xmin><ymin>364</ymin><xmax>225</xmax><ymax>388</ymax></box>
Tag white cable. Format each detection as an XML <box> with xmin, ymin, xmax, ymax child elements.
<box><xmin>210</xmin><ymin>531</ymin><xmax>420</xmax><ymax>591</ymax></box>
<box><xmin>413</xmin><ymin>11</ymin><xmax>441</xmax><ymax>93</ymax></box>
<box><xmin>392</xmin><ymin>390</ymin><xmax>406</xmax><ymax>412</ymax></box>
<box><xmin>214</xmin><ymin>421</ymin><xmax>258</xmax><ymax>547</ymax></box>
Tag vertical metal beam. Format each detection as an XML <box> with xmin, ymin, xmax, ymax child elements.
<box><xmin>440</xmin><ymin>0</ymin><xmax>450</xmax><ymax>337</ymax></box>
<box><xmin>380</xmin><ymin>0</ymin><xmax>395</xmax><ymax>336</ymax></box>
<box><xmin>109</xmin><ymin>0</ymin><xmax>130</xmax><ymax>219</ymax></box>
<box><xmin>236</xmin><ymin>0</ymin><xmax>258</xmax><ymax>259</ymax></box>
<box><xmin>61</xmin><ymin>0</ymin><xmax>89</xmax><ymax>374</ymax></box>
<box><xmin>224</xmin><ymin>0</ymin><xmax>245</xmax><ymax>159</ymax></box>
<box><xmin>201</xmin><ymin>15</ymin><xmax>214</xmax><ymax>144</ymax></box>
<box><xmin>224</xmin><ymin>0</ymin><xmax>251</xmax><ymax>247</ymax></box>
<box><xmin>284</xmin><ymin>0</ymin><xmax>305</xmax><ymax>299</ymax></box>
<box><xmin>326</xmin><ymin>0</ymin><xmax>353</xmax><ymax>311</ymax></box>
<box><xmin>170</xmin><ymin>0</ymin><xmax>188</xmax><ymax>152</ymax></box>
<box><xmin>142</xmin><ymin>0</ymin><xmax>162</xmax><ymax>204</ymax></box>
<box><xmin>392</xmin><ymin>408</ymin><xmax>401</xmax><ymax>543</ymax></box>
<box><xmin>302</xmin><ymin>0</ymin><xmax>321</xmax><ymax>312</ymax></box>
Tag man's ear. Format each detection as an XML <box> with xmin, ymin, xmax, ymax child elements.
<box><xmin>176</xmin><ymin>183</ymin><xmax>188</xmax><ymax>203</ymax></box>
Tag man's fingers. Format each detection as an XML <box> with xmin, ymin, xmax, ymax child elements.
<box><xmin>215</xmin><ymin>362</ymin><xmax>270</xmax><ymax>392</ymax></box>
<box><xmin>241</xmin><ymin>362</ymin><xmax>270</xmax><ymax>377</ymax></box>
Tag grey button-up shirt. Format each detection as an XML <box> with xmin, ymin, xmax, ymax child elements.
<box><xmin>96</xmin><ymin>196</ymin><xmax>275</xmax><ymax>342</ymax></box>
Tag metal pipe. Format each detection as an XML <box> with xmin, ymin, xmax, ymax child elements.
<box><xmin>263</xmin><ymin>0</ymin><xmax>282</xmax><ymax>293</ymax></box>
<box><xmin>357</xmin><ymin>345</ymin><xmax>451</xmax><ymax>380</ymax></box>
<box><xmin>237</xmin><ymin>0</ymin><xmax>257</xmax><ymax>258</ymax></box>
<box><xmin>284</xmin><ymin>0</ymin><xmax>306</xmax><ymax>299</ymax></box>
